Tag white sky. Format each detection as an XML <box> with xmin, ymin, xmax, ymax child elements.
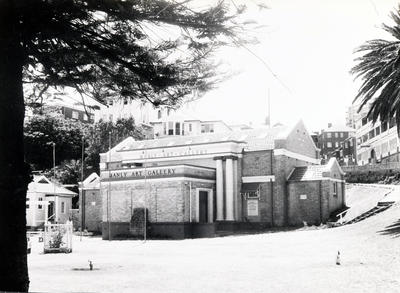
<box><xmin>185</xmin><ymin>0</ymin><xmax>400</xmax><ymax>132</ymax></box>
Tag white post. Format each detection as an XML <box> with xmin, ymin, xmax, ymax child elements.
<box><xmin>215</xmin><ymin>158</ymin><xmax>224</xmax><ymax>221</ymax></box>
<box><xmin>225</xmin><ymin>157</ymin><xmax>235</xmax><ymax>221</ymax></box>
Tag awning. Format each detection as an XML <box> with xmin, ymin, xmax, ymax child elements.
<box><xmin>241</xmin><ymin>183</ymin><xmax>260</xmax><ymax>192</ymax></box>
<box><xmin>241</xmin><ymin>183</ymin><xmax>260</xmax><ymax>198</ymax></box>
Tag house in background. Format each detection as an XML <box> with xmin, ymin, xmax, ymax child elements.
<box><xmin>318</xmin><ymin>123</ymin><xmax>356</xmax><ymax>165</ymax></box>
<box><xmin>78</xmin><ymin>173</ymin><xmax>102</xmax><ymax>233</ymax></box>
<box><xmin>26</xmin><ymin>175</ymin><xmax>77</xmax><ymax>228</ymax></box>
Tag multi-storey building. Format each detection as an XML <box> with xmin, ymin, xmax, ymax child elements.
<box><xmin>318</xmin><ymin>124</ymin><xmax>356</xmax><ymax>164</ymax></box>
<box><xmin>355</xmin><ymin>107</ymin><xmax>400</xmax><ymax>165</ymax></box>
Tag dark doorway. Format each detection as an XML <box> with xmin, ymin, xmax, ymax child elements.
<box><xmin>199</xmin><ymin>191</ymin><xmax>208</xmax><ymax>223</ymax></box>
<box><xmin>48</xmin><ymin>202</ymin><xmax>54</xmax><ymax>222</ymax></box>
<box><xmin>370</xmin><ymin>149</ymin><xmax>376</xmax><ymax>164</ymax></box>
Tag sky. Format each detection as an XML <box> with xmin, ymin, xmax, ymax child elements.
<box><xmin>183</xmin><ymin>0</ymin><xmax>400</xmax><ymax>132</ymax></box>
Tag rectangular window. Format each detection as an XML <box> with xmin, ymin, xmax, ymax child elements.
<box><xmin>362</xmin><ymin>117</ymin><xmax>368</xmax><ymax>126</ymax></box>
<box><xmin>333</xmin><ymin>182</ymin><xmax>338</xmax><ymax>197</ymax></box>
<box><xmin>61</xmin><ymin>202</ymin><xmax>65</xmax><ymax>214</ymax></box>
<box><xmin>349</xmin><ymin>139</ymin><xmax>353</xmax><ymax>147</ymax></box>
<box><xmin>327</xmin><ymin>133</ymin><xmax>332</xmax><ymax>138</ymax></box>
<box><xmin>163</xmin><ymin>122</ymin><xmax>167</xmax><ymax>135</ymax></box>
<box><xmin>175</xmin><ymin>122</ymin><xmax>181</xmax><ymax>135</ymax></box>
<box><xmin>382</xmin><ymin>122</ymin><xmax>388</xmax><ymax>132</ymax></box>
<box><xmin>369</xmin><ymin>129</ymin><xmax>375</xmax><ymax>139</ymax></box>
<box><xmin>168</xmin><ymin>122</ymin><xmax>174</xmax><ymax>135</ymax></box>
<box><xmin>201</xmin><ymin>124</ymin><xmax>205</xmax><ymax>133</ymax></box>
<box><xmin>189</xmin><ymin>124</ymin><xmax>192</xmax><ymax>132</ymax></box>
<box><xmin>327</xmin><ymin>142</ymin><xmax>332</xmax><ymax>148</ymax></box>
<box><xmin>389</xmin><ymin>117</ymin><xmax>396</xmax><ymax>128</ymax></box>
<box><xmin>335</xmin><ymin>132</ymin><xmax>339</xmax><ymax>138</ymax></box>
<box><xmin>38</xmin><ymin>204</ymin><xmax>43</xmax><ymax>209</ymax></box>
<box><xmin>375</xmin><ymin>127</ymin><xmax>381</xmax><ymax>136</ymax></box>
<box><xmin>26</xmin><ymin>204</ymin><xmax>30</xmax><ymax>209</ymax></box>
<box><xmin>335</xmin><ymin>142</ymin><xmax>339</xmax><ymax>148</ymax></box>
<box><xmin>72</xmin><ymin>111</ymin><xmax>79</xmax><ymax>119</ymax></box>
<box><xmin>340</xmin><ymin>132</ymin><xmax>344</xmax><ymax>138</ymax></box>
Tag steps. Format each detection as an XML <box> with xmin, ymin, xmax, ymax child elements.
<box><xmin>346</xmin><ymin>204</ymin><xmax>393</xmax><ymax>225</ymax></box>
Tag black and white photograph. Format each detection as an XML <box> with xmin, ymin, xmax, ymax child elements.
<box><xmin>1</xmin><ymin>0</ymin><xmax>400</xmax><ymax>292</ymax></box>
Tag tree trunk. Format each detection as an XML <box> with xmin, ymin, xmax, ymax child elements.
<box><xmin>0</xmin><ymin>1</ymin><xmax>30</xmax><ymax>291</ymax></box>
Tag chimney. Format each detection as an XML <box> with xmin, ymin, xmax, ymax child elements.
<box><xmin>328</xmin><ymin>123</ymin><xmax>332</xmax><ymax>128</ymax></box>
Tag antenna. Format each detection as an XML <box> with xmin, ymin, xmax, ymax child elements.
<box><xmin>265</xmin><ymin>88</ymin><xmax>271</xmax><ymax>127</ymax></box>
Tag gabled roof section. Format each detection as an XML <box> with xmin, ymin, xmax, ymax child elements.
<box><xmin>288</xmin><ymin>158</ymin><xmax>344</xmax><ymax>181</ymax></box>
<box><xmin>28</xmin><ymin>175</ymin><xmax>77</xmax><ymax>196</ymax></box>
<box><xmin>287</xmin><ymin>165</ymin><xmax>326</xmax><ymax>181</ymax></box>
<box><xmin>80</xmin><ymin>172</ymin><xmax>100</xmax><ymax>189</ymax></box>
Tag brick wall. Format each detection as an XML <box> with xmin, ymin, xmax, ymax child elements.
<box><xmin>287</xmin><ymin>180</ymin><xmax>345</xmax><ymax>226</ymax></box>
<box><xmin>242</xmin><ymin>151</ymin><xmax>273</xmax><ymax>176</ymax></box>
<box><xmin>287</xmin><ymin>181</ymin><xmax>321</xmax><ymax>226</ymax></box>
<box><xmin>273</xmin><ymin>155</ymin><xmax>313</xmax><ymax>226</ymax></box>
<box><xmin>81</xmin><ymin>189</ymin><xmax>102</xmax><ymax>232</ymax></box>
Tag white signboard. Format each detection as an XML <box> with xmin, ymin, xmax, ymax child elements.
<box><xmin>300</xmin><ymin>194</ymin><xmax>307</xmax><ymax>200</ymax></box>
<box><xmin>247</xmin><ymin>200</ymin><xmax>259</xmax><ymax>216</ymax></box>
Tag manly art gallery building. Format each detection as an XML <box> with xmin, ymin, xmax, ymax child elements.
<box><xmin>99</xmin><ymin>120</ymin><xmax>346</xmax><ymax>239</ymax></box>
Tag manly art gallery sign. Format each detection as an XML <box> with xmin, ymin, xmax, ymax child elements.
<box><xmin>102</xmin><ymin>168</ymin><xmax>177</xmax><ymax>181</ymax></box>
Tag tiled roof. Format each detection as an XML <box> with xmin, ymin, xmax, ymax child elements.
<box><xmin>119</xmin><ymin>125</ymin><xmax>287</xmax><ymax>152</ymax></box>
<box><xmin>288</xmin><ymin>165</ymin><xmax>327</xmax><ymax>181</ymax></box>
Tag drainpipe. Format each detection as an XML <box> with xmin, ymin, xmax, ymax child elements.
<box><xmin>189</xmin><ymin>182</ymin><xmax>192</xmax><ymax>223</ymax></box>
<box><xmin>270</xmin><ymin>150</ymin><xmax>274</xmax><ymax>226</ymax></box>
<box><xmin>319</xmin><ymin>181</ymin><xmax>323</xmax><ymax>224</ymax></box>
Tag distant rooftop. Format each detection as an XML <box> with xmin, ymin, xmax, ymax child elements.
<box><xmin>322</xmin><ymin>124</ymin><xmax>355</xmax><ymax>133</ymax></box>
<box><xmin>118</xmin><ymin>125</ymin><xmax>288</xmax><ymax>152</ymax></box>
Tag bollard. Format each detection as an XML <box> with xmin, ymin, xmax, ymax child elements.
<box><xmin>336</xmin><ymin>251</ymin><xmax>341</xmax><ymax>265</ymax></box>
<box><xmin>89</xmin><ymin>260</ymin><xmax>93</xmax><ymax>271</ymax></box>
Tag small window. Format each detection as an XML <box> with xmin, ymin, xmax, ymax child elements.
<box><xmin>335</xmin><ymin>132</ymin><xmax>339</xmax><ymax>138</ymax></box>
<box><xmin>340</xmin><ymin>132</ymin><xmax>344</xmax><ymax>138</ymax></box>
<box><xmin>61</xmin><ymin>202</ymin><xmax>65</xmax><ymax>214</ymax></box>
<box><xmin>189</xmin><ymin>124</ymin><xmax>192</xmax><ymax>132</ymax></box>
<box><xmin>72</xmin><ymin>111</ymin><xmax>79</xmax><ymax>119</ymax></box>
<box><xmin>382</xmin><ymin>122</ymin><xmax>388</xmax><ymax>132</ymax></box>
<box><xmin>158</xmin><ymin>110</ymin><xmax>162</xmax><ymax>119</ymax></box>
<box><xmin>26</xmin><ymin>204</ymin><xmax>30</xmax><ymax>209</ymax></box>
<box><xmin>375</xmin><ymin>127</ymin><xmax>381</xmax><ymax>136</ymax></box>
<box><xmin>335</xmin><ymin>142</ymin><xmax>339</xmax><ymax>148</ymax></box>
<box><xmin>175</xmin><ymin>122</ymin><xmax>181</xmax><ymax>135</ymax></box>
<box><xmin>327</xmin><ymin>133</ymin><xmax>332</xmax><ymax>138</ymax></box>
<box><xmin>163</xmin><ymin>122</ymin><xmax>167</xmax><ymax>135</ymax></box>
<box><xmin>389</xmin><ymin>117</ymin><xmax>396</xmax><ymax>128</ymax></box>
<box><xmin>327</xmin><ymin>142</ymin><xmax>332</xmax><ymax>148</ymax></box>
<box><xmin>38</xmin><ymin>204</ymin><xmax>43</xmax><ymax>210</ymax></box>
<box><xmin>38</xmin><ymin>197</ymin><xmax>43</xmax><ymax>201</ymax></box>
<box><xmin>168</xmin><ymin>122</ymin><xmax>174</xmax><ymax>135</ymax></box>
<box><xmin>124</xmin><ymin>98</ymin><xmax>128</xmax><ymax>105</ymax></box>
<box><xmin>333</xmin><ymin>182</ymin><xmax>337</xmax><ymax>196</ymax></box>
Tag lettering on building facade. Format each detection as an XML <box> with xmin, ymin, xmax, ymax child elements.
<box><xmin>107</xmin><ymin>168</ymin><xmax>176</xmax><ymax>180</ymax></box>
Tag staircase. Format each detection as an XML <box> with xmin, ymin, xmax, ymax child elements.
<box><xmin>344</xmin><ymin>203</ymin><xmax>393</xmax><ymax>225</ymax></box>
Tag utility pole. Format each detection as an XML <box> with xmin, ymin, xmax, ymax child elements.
<box><xmin>80</xmin><ymin>136</ymin><xmax>84</xmax><ymax>241</ymax></box>
<box><xmin>108</xmin><ymin>131</ymin><xmax>112</xmax><ymax>241</ymax></box>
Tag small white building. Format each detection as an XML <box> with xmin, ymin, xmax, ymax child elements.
<box><xmin>26</xmin><ymin>175</ymin><xmax>77</xmax><ymax>228</ymax></box>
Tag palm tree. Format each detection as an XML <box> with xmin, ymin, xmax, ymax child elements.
<box><xmin>352</xmin><ymin>6</ymin><xmax>400</xmax><ymax>134</ymax></box>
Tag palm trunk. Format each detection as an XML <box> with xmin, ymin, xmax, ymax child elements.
<box><xmin>0</xmin><ymin>1</ymin><xmax>30</xmax><ymax>291</ymax></box>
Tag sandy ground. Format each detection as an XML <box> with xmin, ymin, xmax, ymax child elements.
<box><xmin>28</xmin><ymin>186</ymin><xmax>400</xmax><ymax>293</ymax></box>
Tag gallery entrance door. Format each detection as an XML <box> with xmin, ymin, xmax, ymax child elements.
<box><xmin>198</xmin><ymin>191</ymin><xmax>209</xmax><ymax>223</ymax></box>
